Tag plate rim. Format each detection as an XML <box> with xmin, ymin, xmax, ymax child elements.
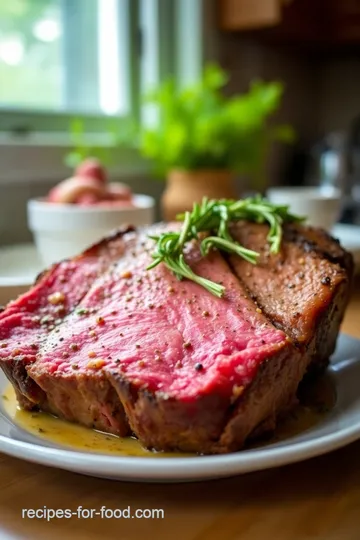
<box><xmin>0</xmin><ymin>410</ymin><xmax>360</xmax><ymax>481</ymax></box>
<box><xmin>0</xmin><ymin>277</ymin><xmax>34</xmax><ymax>287</ymax></box>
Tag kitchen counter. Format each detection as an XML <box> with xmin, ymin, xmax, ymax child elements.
<box><xmin>0</xmin><ymin>281</ymin><xmax>359</xmax><ymax>540</ymax></box>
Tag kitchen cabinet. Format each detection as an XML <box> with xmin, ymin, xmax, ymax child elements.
<box><xmin>219</xmin><ymin>0</ymin><xmax>282</xmax><ymax>31</ymax></box>
<box><xmin>330</xmin><ymin>0</ymin><xmax>360</xmax><ymax>42</ymax></box>
<box><xmin>219</xmin><ymin>0</ymin><xmax>360</xmax><ymax>46</ymax></box>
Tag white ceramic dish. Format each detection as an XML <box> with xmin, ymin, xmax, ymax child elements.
<box><xmin>0</xmin><ymin>333</ymin><xmax>359</xmax><ymax>483</ymax></box>
<box><xmin>27</xmin><ymin>195</ymin><xmax>155</xmax><ymax>266</ymax></box>
<box><xmin>266</xmin><ymin>186</ymin><xmax>342</xmax><ymax>230</ymax></box>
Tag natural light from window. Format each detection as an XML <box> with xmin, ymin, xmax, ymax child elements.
<box><xmin>0</xmin><ymin>0</ymin><xmax>129</xmax><ymax>116</ymax></box>
<box><xmin>0</xmin><ymin>0</ymin><xmax>62</xmax><ymax>109</ymax></box>
<box><xmin>98</xmin><ymin>0</ymin><xmax>122</xmax><ymax>115</ymax></box>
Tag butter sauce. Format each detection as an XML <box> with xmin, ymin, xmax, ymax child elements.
<box><xmin>1</xmin><ymin>375</ymin><xmax>336</xmax><ymax>457</ymax></box>
<box><xmin>1</xmin><ymin>385</ymin><xmax>177</xmax><ymax>458</ymax></box>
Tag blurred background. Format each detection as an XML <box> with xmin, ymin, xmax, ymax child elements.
<box><xmin>1</xmin><ymin>0</ymin><xmax>360</xmax><ymax>247</ymax></box>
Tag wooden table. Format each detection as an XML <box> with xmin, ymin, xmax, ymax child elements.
<box><xmin>0</xmin><ymin>283</ymin><xmax>359</xmax><ymax>540</ymax></box>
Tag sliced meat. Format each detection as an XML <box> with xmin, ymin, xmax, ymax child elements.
<box><xmin>1</xmin><ymin>225</ymin><xmax>304</xmax><ymax>453</ymax></box>
<box><xmin>229</xmin><ymin>222</ymin><xmax>354</xmax><ymax>370</ymax></box>
<box><xmin>0</xmin><ymin>221</ymin><xmax>352</xmax><ymax>454</ymax></box>
<box><xmin>0</xmin><ymin>226</ymin><xmax>133</xmax><ymax>408</ymax></box>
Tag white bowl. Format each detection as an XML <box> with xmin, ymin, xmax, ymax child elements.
<box><xmin>27</xmin><ymin>195</ymin><xmax>155</xmax><ymax>266</ymax></box>
<box><xmin>266</xmin><ymin>186</ymin><xmax>342</xmax><ymax>230</ymax></box>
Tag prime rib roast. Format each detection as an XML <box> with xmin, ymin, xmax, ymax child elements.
<box><xmin>0</xmin><ymin>222</ymin><xmax>353</xmax><ymax>454</ymax></box>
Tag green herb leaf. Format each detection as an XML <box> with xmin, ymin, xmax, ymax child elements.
<box><xmin>140</xmin><ymin>64</ymin><xmax>295</xmax><ymax>188</ymax></box>
<box><xmin>147</xmin><ymin>196</ymin><xmax>304</xmax><ymax>296</ymax></box>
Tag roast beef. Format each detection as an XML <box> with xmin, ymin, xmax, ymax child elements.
<box><xmin>0</xmin><ymin>222</ymin><xmax>353</xmax><ymax>454</ymax></box>
<box><xmin>0</xmin><ymin>226</ymin><xmax>134</xmax><ymax>409</ymax></box>
<box><xmin>229</xmin><ymin>222</ymin><xmax>354</xmax><ymax>371</ymax></box>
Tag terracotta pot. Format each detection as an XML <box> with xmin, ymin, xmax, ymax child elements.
<box><xmin>161</xmin><ymin>169</ymin><xmax>237</xmax><ymax>221</ymax></box>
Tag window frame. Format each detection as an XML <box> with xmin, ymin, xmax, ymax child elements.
<box><xmin>0</xmin><ymin>0</ymin><xmax>141</xmax><ymax>134</ymax></box>
<box><xmin>0</xmin><ymin>0</ymin><xmax>214</xmax><ymax>183</ymax></box>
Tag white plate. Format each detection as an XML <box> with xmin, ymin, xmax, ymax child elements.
<box><xmin>0</xmin><ymin>243</ymin><xmax>41</xmax><ymax>285</ymax></box>
<box><xmin>0</xmin><ymin>333</ymin><xmax>359</xmax><ymax>483</ymax></box>
<box><xmin>0</xmin><ymin>244</ymin><xmax>42</xmax><ymax>305</ymax></box>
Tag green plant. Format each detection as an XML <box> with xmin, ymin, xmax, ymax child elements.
<box><xmin>64</xmin><ymin>117</ymin><xmax>136</xmax><ymax>169</ymax></box>
<box><xmin>140</xmin><ymin>64</ymin><xmax>295</xmax><ymax>187</ymax></box>
<box><xmin>64</xmin><ymin>118</ymin><xmax>93</xmax><ymax>169</ymax></box>
<box><xmin>65</xmin><ymin>118</ymin><xmax>122</xmax><ymax>169</ymax></box>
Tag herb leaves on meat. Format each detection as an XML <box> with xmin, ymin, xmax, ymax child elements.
<box><xmin>147</xmin><ymin>196</ymin><xmax>304</xmax><ymax>297</ymax></box>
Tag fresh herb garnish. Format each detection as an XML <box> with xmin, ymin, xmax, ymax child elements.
<box><xmin>147</xmin><ymin>196</ymin><xmax>304</xmax><ymax>297</ymax></box>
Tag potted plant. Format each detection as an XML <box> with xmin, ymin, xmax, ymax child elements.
<box><xmin>139</xmin><ymin>64</ymin><xmax>295</xmax><ymax>220</ymax></box>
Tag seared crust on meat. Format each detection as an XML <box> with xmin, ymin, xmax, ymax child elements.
<box><xmin>229</xmin><ymin>222</ymin><xmax>354</xmax><ymax>371</ymax></box>
<box><xmin>108</xmin><ymin>340</ymin><xmax>304</xmax><ymax>453</ymax></box>
<box><xmin>22</xmin><ymin>336</ymin><xmax>304</xmax><ymax>454</ymax></box>
<box><xmin>31</xmin><ymin>369</ymin><xmax>130</xmax><ymax>436</ymax></box>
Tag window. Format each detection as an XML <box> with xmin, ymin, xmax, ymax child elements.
<box><xmin>0</xmin><ymin>0</ymin><xmax>141</xmax><ymax>134</ymax></box>
<box><xmin>0</xmin><ymin>0</ymin><xmax>63</xmax><ymax>110</ymax></box>
<box><xmin>0</xmin><ymin>0</ymin><xmax>207</xmax><ymax>178</ymax></box>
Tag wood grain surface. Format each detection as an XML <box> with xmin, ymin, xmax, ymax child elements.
<box><xmin>0</xmin><ymin>280</ymin><xmax>359</xmax><ymax>540</ymax></box>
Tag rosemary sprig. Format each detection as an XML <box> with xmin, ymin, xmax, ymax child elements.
<box><xmin>147</xmin><ymin>196</ymin><xmax>304</xmax><ymax>297</ymax></box>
